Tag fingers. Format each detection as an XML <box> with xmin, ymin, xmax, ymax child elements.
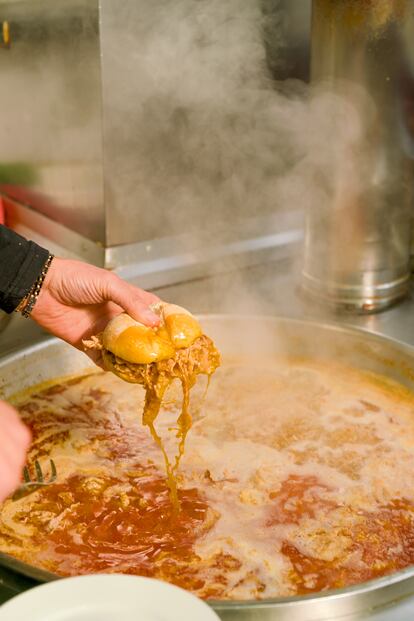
<box><xmin>40</xmin><ymin>258</ymin><xmax>161</xmax><ymax>327</ymax></box>
<box><xmin>105</xmin><ymin>276</ymin><xmax>161</xmax><ymax>327</ymax></box>
<box><xmin>0</xmin><ymin>402</ymin><xmax>31</xmax><ymax>502</ymax></box>
<box><xmin>1</xmin><ymin>403</ymin><xmax>31</xmax><ymax>451</ymax></box>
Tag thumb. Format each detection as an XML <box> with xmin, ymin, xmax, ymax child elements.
<box><xmin>105</xmin><ymin>276</ymin><xmax>160</xmax><ymax>327</ymax></box>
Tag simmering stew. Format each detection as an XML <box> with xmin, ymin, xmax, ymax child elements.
<box><xmin>2</xmin><ymin>357</ymin><xmax>414</xmax><ymax>599</ymax></box>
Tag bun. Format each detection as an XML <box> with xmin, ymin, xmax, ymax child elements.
<box><xmin>161</xmin><ymin>303</ymin><xmax>202</xmax><ymax>348</ymax></box>
<box><xmin>102</xmin><ymin>313</ymin><xmax>175</xmax><ymax>364</ymax></box>
<box><xmin>102</xmin><ymin>303</ymin><xmax>202</xmax><ymax>364</ymax></box>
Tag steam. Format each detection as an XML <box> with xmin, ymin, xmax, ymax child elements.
<box><xmin>101</xmin><ymin>0</ymin><xmax>322</xmax><ymax>247</ymax></box>
<box><xmin>1</xmin><ymin>0</ymin><xmax>390</xmax><ymax>315</ymax></box>
<box><xmin>101</xmin><ymin>0</ymin><xmax>387</xmax><ymax>321</ymax></box>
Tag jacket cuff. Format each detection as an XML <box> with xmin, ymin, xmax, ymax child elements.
<box><xmin>0</xmin><ymin>241</ymin><xmax>49</xmax><ymax>313</ymax></box>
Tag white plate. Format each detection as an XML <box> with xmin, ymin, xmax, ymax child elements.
<box><xmin>0</xmin><ymin>574</ymin><xmax>221</xmax><ymax>621</ymax></box>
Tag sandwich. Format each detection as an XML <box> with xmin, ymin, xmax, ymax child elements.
<box><xmin>84</xmin><ymin>302</ymin><xmax>220</xmax><ymax>508</ymax></box>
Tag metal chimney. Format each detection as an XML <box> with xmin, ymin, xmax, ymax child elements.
<box><xmin>302</xmin><ymin>0</ymin><xmax>414</xmax><ymax>312</ymax></box>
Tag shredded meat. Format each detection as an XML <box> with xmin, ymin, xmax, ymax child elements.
<box><xmin>86</xmin><ymin>333</ymin><xmax>220</xmax><ymax>510</ymax></box>
<box><xmin>82</xmin><ymin>335</ymin><xmax>103</xmax><ymax>351</ymax></box>
<box><xmin>102</xmin><ymin>335</ymin><xmax>219</xmax><ymax>387</ymax></box>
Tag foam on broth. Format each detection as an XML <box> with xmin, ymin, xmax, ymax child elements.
<box><xmin>2</xmin><ymin>356</ymin><xmax>414</xmax><ymax>599</ymax></box>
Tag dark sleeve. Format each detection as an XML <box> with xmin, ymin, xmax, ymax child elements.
<box><xmin>0</xmin><ymin>225</ymin><xmax>49</xmax><ymax>313</ymax></box>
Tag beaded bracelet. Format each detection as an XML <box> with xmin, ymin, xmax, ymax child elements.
<box><xmin>17</xmin><ymin>253</ymin><xmax>54</xmax><ymax>318</ymax></box>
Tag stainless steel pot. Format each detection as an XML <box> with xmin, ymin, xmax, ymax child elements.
<box><xmin>303</xmin><ymin>1</ymin><xmax>414</xmax><ymax>313</ymax></box>
<box><xmin>2</xmin><ymin>315</ymin><xmax>414</xmax><ymax>620</ymax></box>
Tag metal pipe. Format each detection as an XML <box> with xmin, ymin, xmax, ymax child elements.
<box><xmin>302</xmin><ymin>0</ymin><xmax>414</xmax><ymax>312</ymax></box>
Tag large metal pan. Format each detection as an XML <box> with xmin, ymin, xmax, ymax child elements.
<box><xmin>2</xmin><ymin>315</ymin><xmax>414</xmax><ymax>620</ymax></box>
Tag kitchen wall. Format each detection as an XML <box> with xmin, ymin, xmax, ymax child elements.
<box><xmin>0</xmin><ymin>0</ymin><xmax>311</xmax><ymax>259</ymax></box>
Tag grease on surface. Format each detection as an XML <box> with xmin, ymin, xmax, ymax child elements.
<box><xmin>2</xmin><ymin>357</ymin><xmax>414</xmax><ymax>599</ymax></box>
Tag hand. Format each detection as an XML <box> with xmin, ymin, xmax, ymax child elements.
<box><xmin>31</xmin><ymin>258</ymin><xmax>160</xmax><ymax>354</ymax></box>
<box><xmin>0</xmin><ymin>401</ymin><xmax>31</xmax><ymax>502</ymax></box>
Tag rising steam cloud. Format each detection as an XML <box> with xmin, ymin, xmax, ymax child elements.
<box><xmin>100</xmin><ymin>0</ymin><xmax>352</xmax><ymax>249</ymax></box>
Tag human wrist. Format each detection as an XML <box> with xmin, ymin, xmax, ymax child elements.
<box><xmin>16</xmin><ymin>253</ymin><xmax>54</xmax><ymax>318</ymax></box>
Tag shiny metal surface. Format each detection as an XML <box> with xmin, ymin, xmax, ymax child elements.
<box><xmin>99</xmin><ymin>0</ymin><xmax>302</xmax><ymax>247</ymax></box>
<box><xmin>303</xmin><ymin>0</ymin><xmax>414</xmax><ymax>312</ymax></box>
<box><xmin>2</xmin><ymin>0</ymin><xmax>413</xmax><ymax>291</ymax></box>
<box><xmin>10</xmin><ymin>0</ymin><xmax>413</xmax><ymax>296</ymax></box>
<box><xmin>4</xmin><ymin>197</ymin><xmax>105</xmax><ymax>264</ymax></box>
<box><xmin>0</xmin><ymin>0</ymin><xmax>104</xmax><ymax>243</ymax></box>
<box><xmin>0</xmin><ymin>0</ymin><xmax>312</xmax><ymax>264</ymax></box>
<box><xmin>3</xmin><ymin>317</ymin><xmax>414</xmax><ymax>618</ymax></box>
<box><xmin>5</xmin><ymin>191</ymin><xmax>304</xmax><ymax>285</ymax></box>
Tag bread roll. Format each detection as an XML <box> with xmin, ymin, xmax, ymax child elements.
<box><xmin>102</xmin><ymin>303</ymin><xmax>202</xmax><ymax>364</ymax></box>
<box><xmin>161</xmin><ymin>303</ymin><xmax>202</xmax><ymax>348</ymax></box>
